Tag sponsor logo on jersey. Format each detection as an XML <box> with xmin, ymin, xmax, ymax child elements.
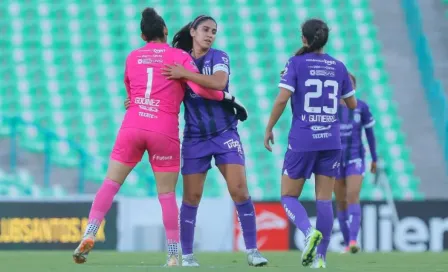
<box><xmin>311</xmin><ymin>125</ymin><xmax>331</xmax><ymax>131</ymax></box>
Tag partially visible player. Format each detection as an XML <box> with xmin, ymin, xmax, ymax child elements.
<box><xmin>160</xmin><ymin>15</ymin><xmax>268</xmax><ymax>267</ymax></box>
<box><xmin>72</xmin><ymin>8</ymin><xmax>247</xmax><ymax>267</ymax></box>
<box><xmin>264</xmin><ymin>19</ymin><xmax>357</xmax><ymax>269</ymax></box>
<box><xmin>334</xmin><ymin>73</ymin><xmax>377</xmax><ymax>254</ymax></box>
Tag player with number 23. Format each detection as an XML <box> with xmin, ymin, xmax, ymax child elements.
<box><xmin>264</xmin><ymin>18</ymin><xmax>357</xmax><ymax>269</ymax></box>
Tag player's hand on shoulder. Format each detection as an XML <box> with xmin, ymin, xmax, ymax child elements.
<box><xmin>124</xmin><ymin>98</ymin><xmax>130</xmax><ymax>110</ymax></box>
<box><xmin>222</xmin><ymin>92</ymin><xmax>248</xmax><ymax>122</ymax></box>
<box><xmin>161</xmin><ymin>63</ymin><xmax>188</xmax><ymax>80</ymax></box>
<box><xmin>264</xmin><ymin>130</ymin><xmax>274</xmax><ymax>152</ymax></box>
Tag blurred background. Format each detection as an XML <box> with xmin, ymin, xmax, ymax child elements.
<box><xmin>0</xmin><ymin>0</ymin><xmax>447</xmax><ymax>254</ymax></box>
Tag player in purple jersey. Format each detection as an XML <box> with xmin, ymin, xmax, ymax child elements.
<box><xmin>264</xmin><ymin>19</ymin><xmax>357</xmax><ymax>268</ymax></box>
<box><xmin>334</xmin><ymin>73</ymin><xmax>377</xmax><ymax>254</ymax></box>
<box><xmin>160</xmin><ymin>15</ymin><xmax>268</xmax><ymax>267</ymax></box>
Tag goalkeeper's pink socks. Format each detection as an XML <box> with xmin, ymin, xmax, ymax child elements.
<box><xmin>84</xmin><ymin>180</ymin><xmax>180</xmax><ymax>256</ymax></box>
<box><xmin>158</xmin><ymin>192</ymin><xmax>180</xmax><ymax>256</ymax></box>
<box><xmin>84</xmin><ymin>179</ymin><xmax>121</xmax><ymax>236</ymax></box>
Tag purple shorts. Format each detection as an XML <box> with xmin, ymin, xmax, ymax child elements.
<box><xmin>282</xmin><ymin>149</ymin><xmax>342</xmax><ymax>179</ymax></box>
<box><xmin>336</xmin><ymin>158</ymin><xmax>365</xmax><ymax>179</ymax></box>
<box><xmin>181</xmin><ymin>129</ymin><xmax>245</xmax><ymax>175</ymax></box>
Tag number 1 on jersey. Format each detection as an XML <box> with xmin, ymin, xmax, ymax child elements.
<box><xmin>145</xmin><ymin>68</ymin><xmax>153</xmax><ymax>99</ymax></box>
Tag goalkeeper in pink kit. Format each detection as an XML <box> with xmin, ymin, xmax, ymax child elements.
<box><xmin>72</xmin><ymin>7</ymin><xmax>247</xmax><ymax>266</ymax></box>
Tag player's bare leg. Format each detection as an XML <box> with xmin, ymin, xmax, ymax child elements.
<box><xmin>334</xmin><ymin>178</ymin><xmax>350</xmax><ymax>253</ymax></box>
<box><xmin>281</xmin><ymin>175</ymin><xmax>321</xmax><ymax>267</ymax></box>
<box><xmin>73</xmin><ymin>159</ymin><xmax>132</xmax><ymax>264</ymax></box>
<box><xmin>346</xmin><ymin>175</ymin><xmax>363</xmax><ymax>254</ymax></box>
<box><xmin>219</xmin><ymin>164</ymin><xmax>268</xmax><ymax>267</ymax></box>
<box><xmin>314</xmin><ymin>174</ymin><xmax>336</xmax><ymax>267</ymax></box>
<box><xmin>180</xmin><ymin>172</ymin><xmax>207</xmax><ymax>267</ymax></box>
<box><xmin>154</xmin><ymin>171</ymin><xmax>181</xmax><ymax>266</ymax></box>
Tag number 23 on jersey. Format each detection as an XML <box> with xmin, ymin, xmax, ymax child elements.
<box><xmin>304</xmin><ymin>79</ymin><xmax>338</xmax><ymax>114</ymax></box>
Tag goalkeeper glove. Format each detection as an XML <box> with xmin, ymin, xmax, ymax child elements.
<box><xmin>223</xmin><ymin>92</ymin><xmax>248</xmax><ymax>122</ymax></box>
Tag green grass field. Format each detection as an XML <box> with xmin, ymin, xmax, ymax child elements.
<box><xmin>1</xmin><ymin>251</ymin><xmax>447</xmax><ymax>272</ymax></box>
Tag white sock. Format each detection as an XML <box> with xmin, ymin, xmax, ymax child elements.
<box><xmin>84</xmin><ymin>223</ymin><xmax>99</xmax><ymax>237</ymax></box>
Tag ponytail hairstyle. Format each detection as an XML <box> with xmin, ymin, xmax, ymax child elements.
<box><xmin>140</xmin><ymin>7</ymin><xmax>166</xmax><ymax>42</ymax></box>
<box><xmin>294</xmin><ymin>18</ymin><xmax>329</xmax><ymax>56</ymax></box>
<box><xmin>349</xmin><ymin>72</ymin><xmax>357</xmax><ymax>89</ymax></box>
<box><xmin>172</xmin><ymin>15</ymin><xmax>217</xmax><ymax>52</ymax></box>
<box><xmin>280</xmin><ymin>18</ymin><xmax>329</xmax><ymax>75</ymax></box>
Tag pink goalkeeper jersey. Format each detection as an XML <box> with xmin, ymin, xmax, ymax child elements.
<box><xmin>121</xmin><ymin>42</ymin><xmax>224</xmax><ymax>138</ymax></box>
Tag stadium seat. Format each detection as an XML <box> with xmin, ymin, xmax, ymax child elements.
<box><xmin>0</xmin><ymin>0</ymin><xmax>422</xmax><ymax>199</ymax></box>
<box><xmin>0</xmin><ymin>168</ymin><xmax>67</xmax><ymax>197</ymax></box>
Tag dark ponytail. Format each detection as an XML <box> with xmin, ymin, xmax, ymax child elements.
<box><xmin>294</xmin><ymin>28</ymin><xmax>325</xmax><ymax>56</ymax></box>
<box><xmin>140</xmin><ymin>7</ymin><xmax>166</xmax><ymax>42</ymax></box>
<box><xmin>172</xmin><ymin>15</ymin><xmax>217</xmax><ymax>52</ymax></box>
<box><xmin>281</xmin><ymin>19</ymin><xmax>329</xmax><ymax>75</ymax></box>
<box><xmin>294</xmin><ymin>19</ymin><xmax>329</xmax><ymax>56</ymax></box>
<box><xmin>172</xmin><ymin>22</ymin><xmax>193</xmax><ymax>51</ymax></box>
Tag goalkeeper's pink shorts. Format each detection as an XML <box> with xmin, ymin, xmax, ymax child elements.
<box><xmin>110</xmin><ymin>128</ymin><xmax>180</xmax><ymax>172</ymax></box>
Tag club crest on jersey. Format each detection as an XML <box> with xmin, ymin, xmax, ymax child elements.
<box><xmin>354</xmin><ymin>113</ymin><xmax>361</xmax><ymax>123</ymax></box>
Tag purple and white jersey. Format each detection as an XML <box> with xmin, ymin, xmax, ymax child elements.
<box><xmin>339</xmin><ymin>99</ymin><xmax>375</xmax><ymax>161</ymax></box>
<box><xmin>183</xmin><ymin>48</ymin><xmax>237</xmax><ymax>139</ymax></box>
<box><xmin>279</xmin><ymin>53</ymin><xmax>355</xmax><ymax>152</ymax></box>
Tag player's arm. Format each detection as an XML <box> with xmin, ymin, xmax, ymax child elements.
<box><xmin>362</xmin><ymin>103</ymin><xmax>378</xmax><ymax>163</ymax></box>
<box><xmin>179</xmin><ymin>70</ymin><xmax>228</xmax><ymax>90</ymax></box>
<box><xmin>264</xmin><ymin>88</ymin><xmax>291</xmax><ymax>152</ymax></box>
<box><xmin>169</xmin><ymin>53</ymin><xmax>224</xmax><ymax>100</ymax></box>
<box><xmin>342</xmin><ymin>70</ymin><xmax>357</xmax><ymax>109</ymax></box>
<box><xmin>341</xmin><ymin>67</ymin><xmax>357</xmax><ymax>109</ymax></box>
<box><xmin>267</xmin><ymin>57</ymin><xmax>296</xmax><ymax>132</ymax></box>
<box><xmin>264</xmin><ymin>58</ymin><xmax>296</xmax><ymax>151</ymax></box>
<box><xmin>171</xmin><ymin>53</ymin><xmax>247</xmax><ymax>121</ymax></box>
<box><xmin>365</xmin><ymin>127</ymin><xmax>377</xmax><ymax>160</ymax></box>
<box><xmin>179</xmin><ymin>53</ymin><xmax>241</xmax><ymax>104</ymax></box>
<box><xmin>343</xmin><ymin>95</ymin><xmax>357</xmax><ymax>109</ymax></box>
<box><xmin>181</xmin><ymin>53</ymin><xmax>230</xmax><ymax>90</ymax></box>
<box><xmin>163</xmin><ymin>53</ymin><xmax>229</xmax><ymax>90</ymax></box>
<box><xmin>186</xmin><ymin>80</ymin><xmax>224</xmax><ymax>101</ymax></box>
<box><xmin>186</xmin><ymin>80</ymin><xmax>248</xmax><ymax>121</ymax></box>
<box><xmin>124</xmin><ymin>56</ymin><xmax>131</xmax><ymax>97</ymax></box>
<box><xmin>266</xmin><ymin>88</ymin><xmax>291</xmax><ymax>132</ymax></box>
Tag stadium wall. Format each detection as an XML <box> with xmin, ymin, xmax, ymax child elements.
<box><xmin>0</xmin><ymin>198</ymin><xmax>446</xmax><ymax>252</ymax></box>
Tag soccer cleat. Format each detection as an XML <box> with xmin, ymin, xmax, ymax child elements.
<box><xmin>72</xmin><ymin>233</ymin><xmax>95</xmax><ymax>264</ymax></box>
<box><xmin>182</xmin><ymin>254</ymin><xmax>200</xmax><ymax>267</ymax></box>
<box><xmin>349</xmin><ymin>240</ymin><xmax>360</xmax><ymax>254</ymax></box>
<box><xmin>301</xmin><ymin>228</ymin><xmax>323</xmax><ymax>267</ymax></box>
<box><xmin>310</xmin><ymin>255</ymin><xmax>327</xmax><ymax>269</ymax></box>
<box><xmin>164</xmin><ymin>254</ymin><xmax>180</xmax><ymax>267</ymax></box>
<box><xmin>247</xmin><ymin>249</ymin><xmax>268</xmax><ymax>267</ymax></box>
<box><xmin>340</xmin><ymin>246</ymin><xmax>350</xmax><ymax>254</ymax></box>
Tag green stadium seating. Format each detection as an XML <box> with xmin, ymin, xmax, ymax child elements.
<box><xmin>0</xmin><ymin>168</ymin><xmax>67</xmax><ymax>197</ymax></box>
<box><xmin>0</xmin><ymin>0</ymin><xmax>422</xmax><ymax>200</ymax></box>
